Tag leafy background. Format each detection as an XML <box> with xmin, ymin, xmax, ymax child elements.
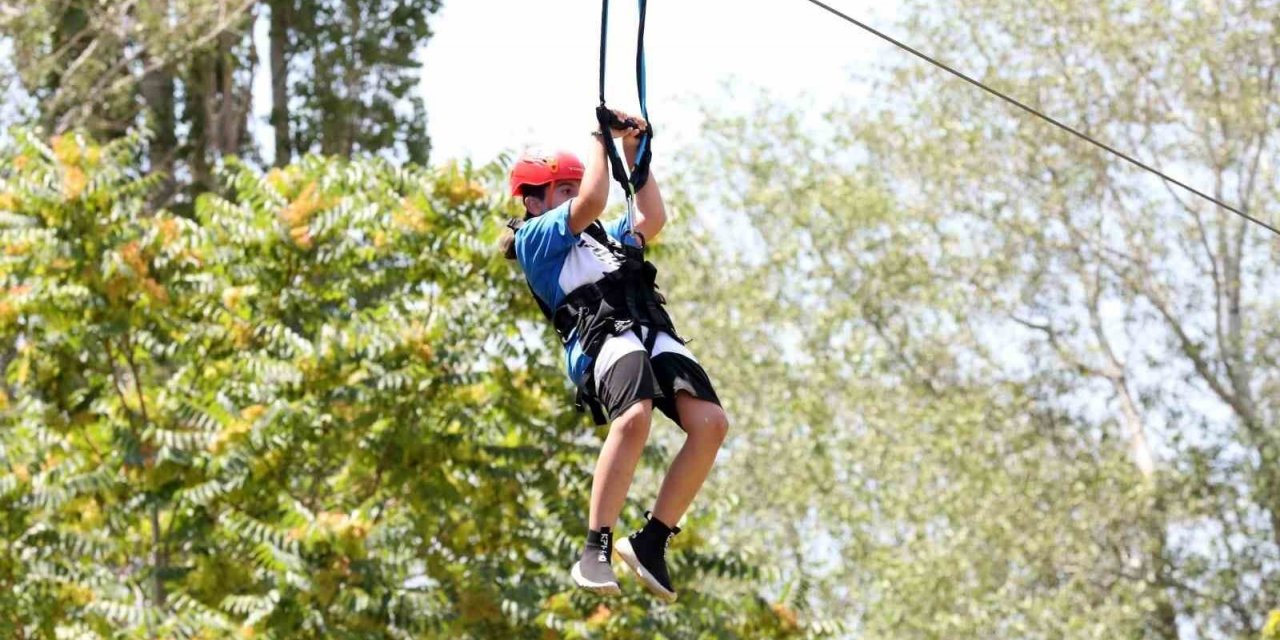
<box><xmin>2</xmin><ymin>0</ymin><xmax>1280</xmax><ymax>638</ymax></box>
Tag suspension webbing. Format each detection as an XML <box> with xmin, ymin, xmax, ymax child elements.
<box><xmin>596</xmin><ymin>0</ymin><xmax>655</xmax><ymax>245</ymax></box>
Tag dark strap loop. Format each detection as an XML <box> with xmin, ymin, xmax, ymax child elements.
<box><xmin>596</xmin><ymin>106</ymin><xmax>634</xmax><ymax>196</ymax></box>
<box><xmin>596</xmin><ymin>0</ymin><xmax>655</xmax><ymax>200</ymax></box>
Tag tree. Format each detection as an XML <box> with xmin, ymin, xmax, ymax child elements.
<box><xmin>284</xmin><ymin>0</ymin><xmax>439</xmax><ymax>164</ymax></box>
<box><xmin>662</xmin><ymin>103</ymin><xmax>1158</xmax><ymax>638</ymax></box>
<box><xmin>1</xmin><ymin>0</ymin><xmax>256</xmax><ymax>140</ymax></box>
<box><xmin>0</xmin><ymin>129</ymin><xmax>796</xmax><ymax>638</ymax></box>
<box><xmin>666</xmin><ymin>0</ymin><xmax>1279</xmax><ymax>636</ymax></box>
<box><xmin>1</xmin><ymin>0</ymin><xmax>258</xmax><ymax>203</ymax></box>
<box><xmin>866</xmin><ymin>1</ymin><xmax>1279</xmax><ymax>636</ymax></box>
<box><xmin>0</xmin><ymin>0</ymin><xmax>444</xmax><ymax>200</ymax></box>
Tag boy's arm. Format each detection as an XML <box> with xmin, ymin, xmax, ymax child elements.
<box><xmin>631</xmin><ymin>168</ymin><xmax>666</xmax><ymax>241</ymax></box>
<box><xmin>570</xmin><ymin>112</ymin><xmax>641</xmax><ymax>234</ymax></box>
<box><xmin>621</xmin><ymin>119</ymin><xmax>666</xmax><ymax>241</ymax></box>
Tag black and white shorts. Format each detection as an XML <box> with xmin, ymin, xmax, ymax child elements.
<box><xmin>591</xmin><ymin>328</ymin><xmax>721</xmax><ymax>429</ymax></box>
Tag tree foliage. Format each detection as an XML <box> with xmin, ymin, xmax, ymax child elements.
<box><xmin>665</xmin><ymin>107</ymin><xmax>1159</xmax><ymax>638</ymax></box>
<box><xmin>286</xmin><ymin>0</ymin><xmax>439</xmax><ymax>164</ymax></box>
<box><xmin>0</xmin><ymin>0</ymin><xmax>442</xmax><ymax>202</ymax></box>
<box><xmin>663</xmin><ymin>1</ymin><xmax>1279</xmax><ymax>637</ymax></box>
<box><xmin>0</xmin><ymin>131</ymin><xmax>789</xmax><ymax>638</ymax></box>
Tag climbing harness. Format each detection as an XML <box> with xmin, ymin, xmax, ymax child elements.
<box><xmin>506</xmin><ymin>217</ymin><xmax>681</xmax><ymax>424</ymax></box>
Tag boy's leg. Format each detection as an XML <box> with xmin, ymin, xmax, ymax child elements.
<box><xmin>646</xmin><ymin>334</ymin><xmax>729</xmax><ymax>524</ymax></box>
<box><xmin>589</xmin><ymin>399</ymin><xmax>653</xmax><ymax>530</ymax></box>
<box><xmin>615</xmin><ymin>335</ymin><xmax>728</xmax><ymax>603</ymax></box>
<box><xmin>573</xmin><ymin>399</ymin><xmax>652</xmax><ymax>596</ymax></box>
<box><xmin>651</xmin><ymin>394</ymin><xmax>729</xmax><ymax>526</ymax></box>
<box><xmin>574</xmin><ymin>333</ymin><xmax>661</xmax><ymax>595</ymax></box>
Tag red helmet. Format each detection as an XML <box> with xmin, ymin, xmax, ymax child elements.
<box><xmin>509</xmin><ymin>150</ymin><xmax>585</xmax><ymax>197</ymax></box>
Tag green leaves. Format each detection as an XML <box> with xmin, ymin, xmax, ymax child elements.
<box><xmin>0</xmin><ymin>131</ymin><xmax>777</xmax><ymax>637</ymax></box>
<box><xmin>667</xmin><ymin>1</ymin><xmax>1280</xmax><ymax>636</ymax></box>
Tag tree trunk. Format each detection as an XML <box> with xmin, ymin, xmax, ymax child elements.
<box><xmin>185</xmin><ymin>21</ymin><xmax>254</xmax><ymax>190</ymax></box>
<box><xmin>0</xmin><ymin>342</ymin><xmax>13</xmax><ymax>404</ymax></box>
<box><xmin>1151</xmin><ymin>520</ymin><xmax>1180</xmax><ymax>640</ymax></box>
<box><xmin>339</xmin><ymin>0</ymin><xmax>362</xmax><ymax>156</ymax></box>
<box><xmin>213</xmin><ymin>30</ymin><xmax>249</xmax><ymax>156</ymax></box>
<box><xmin>269</xmin><ymin>0</ymin><xmax>292</xmax><ymax>166</ymax></box>
<box><xmin>45</xmin><ymin>3</ymin><xmax>92</xmax><ymax>136</ymax></box>
<box><xmin>139</xmin><ymin>1</ymin><xmax>176</xmax><ymax>209</ymax></box>
<box><xmin>187</xmin><ymin>52</ymin><xmax>213</xmax><ymax>192</ymax></box>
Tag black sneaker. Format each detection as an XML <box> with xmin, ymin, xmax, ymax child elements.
<box><xmin>615</xmin><ymin>511</ymin><xmax>680</xmax><ymax>603</ymax></box>
<box><xmin>571</xmin><ymin>527</ymin><xmax>621</xmax><ymax>596</ymax></box>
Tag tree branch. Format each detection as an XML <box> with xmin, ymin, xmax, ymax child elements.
<box><xmin>53</xmin><ymin>0</ymin><xmax>257</xmax><ymax>133</ymax></box>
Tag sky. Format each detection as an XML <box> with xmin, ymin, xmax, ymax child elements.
<box><xmin>0</xmin><ymin>38</ymin><xmax>32</xmax><ymax>140</ymax></box>
<box><xmin>416</xmin><ymin>0</ymin><xmax>902</xmax><ymax>164</ymax></box>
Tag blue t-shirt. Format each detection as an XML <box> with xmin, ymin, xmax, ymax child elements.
<box><xmin>514</xmin><ymin>200</ymin><xmax>638</xmax><ymax>385</ymax></box>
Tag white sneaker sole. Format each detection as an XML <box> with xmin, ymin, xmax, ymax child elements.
<box><xmin>615</xmin><ymin>537</ymin><xmax>677</xmax><ymax>603</ymax></box>
<box><xmin>571</xmin><ymin>561</ymin><xmax>621</xmax><ymax>596</ymax></box>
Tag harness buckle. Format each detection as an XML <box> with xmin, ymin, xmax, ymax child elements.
<box><xmin>620</xmin><ymin>197</ymin><xmax>646</xmax><ymax>251</ymax></box>
<box><xmin>620</xmin><ymin>229</ymin><xmax>646</xmax><ymax>250</ymax></box>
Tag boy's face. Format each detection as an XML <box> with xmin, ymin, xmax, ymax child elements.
<box><xmin>526</xmin><ymin>180</ymin><xmax>581</xmax><ymax>216</ymax></box>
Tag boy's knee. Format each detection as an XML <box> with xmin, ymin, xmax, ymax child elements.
<box><xmin>686</xmin><ymin>404</ymin><xmax>728</xmax><ymax>445</ymax></box>
<box><xmin>611</xmin><ymin>400</ymin><xmax>653</xmax><ymax>438</ymax></box>
<box><xmin>705</xmin><ymin>410</ymin><xmax>729</xmax><ymax>444</ymax></box>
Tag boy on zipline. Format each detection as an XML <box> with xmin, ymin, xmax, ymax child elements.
<box><xmin>501</xmin><ymin>111</ymin><xmax>729</xmax><ymax>603</ymax></box>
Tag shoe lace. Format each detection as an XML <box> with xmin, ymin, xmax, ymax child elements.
<box><xmin>642</xmin><ymin>511</ymin><xmax>680</xmax><ymax>557</ymax></box>
<box><xmin>660</xmin><ymin>527</ymin><xmax>682</xmax><ymax>561</ymax></box>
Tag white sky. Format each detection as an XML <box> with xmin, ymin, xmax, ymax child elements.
<box><xmin>417</xmin><ymin>0</ymin><xmax>902</xmax><ymax>164</ymax></box>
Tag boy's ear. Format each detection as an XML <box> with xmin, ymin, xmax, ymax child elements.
<box><xmin>522</xmin><ymin>195</ymin><xmax>543</xmax><ymax>215</ymax></box>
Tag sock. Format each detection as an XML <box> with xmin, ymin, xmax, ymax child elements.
<box><xmin>584</xmin><ymin>526</ymin><xmax>613</xmax><ymax>563</ymax></box>
<box><xmin>636</xmin><ymin>513</ymin><xmax>678</xmax><ymax>540</ymax></box>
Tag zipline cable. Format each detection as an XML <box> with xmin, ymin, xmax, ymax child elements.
<box><xmin>798</xmin><ymin>0</ymin><xmax>1280</xmax><ymax>238</ymax></box>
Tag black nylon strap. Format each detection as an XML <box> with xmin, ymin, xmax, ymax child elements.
<box><xmin>598</xmin><ymin>0</ymin><xmax>609</xmax><ymax>104</ymax></box>
<box><xmin>642</xmin><ymin>322</ymin><xmax>659</xmax><ymax>354</ymax></box>
<box><xmin>596</xmin><ymin>107</ymin><xmax>634</xmax><ymax>195</ymax></box>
